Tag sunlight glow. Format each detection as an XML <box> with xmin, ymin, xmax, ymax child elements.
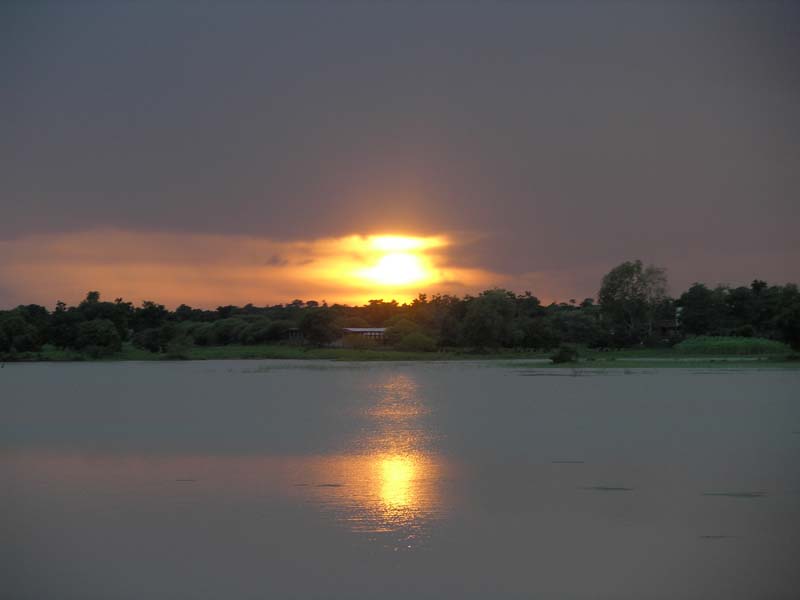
<box><xmin>369</xmin><ymin>235</ymin><xmax>445</xmax><ymax>252</ymax></box>
<box><xmin>362</xmin><ymin>252</ymin><xmax>428</xmax><ymax>286</ymax></box>
<box><xmin>1</xmin><ymin>230</ymin><xmax>498</xmax><ymax>308</ymax></box>
<box><xmin>352</xmin><ymin>235</ymin><xmax>444</xmax><ymax>289</ymax></box>
<box><xmin>380</xmin><ymin>455</ymin><xmax>416</xmax><ymax>508</ymax></box>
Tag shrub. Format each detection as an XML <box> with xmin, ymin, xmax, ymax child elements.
<box><xmin>190</xmin><ymin>323</ymin><xmax>215</xmax><ymax>346</ymax></box>
<box><xmin>674</xmin><ymin>336</ymin><xmax>790</xmax><ymax>355</ymax></box>
<box><xmin>132</xmin><ymin>328</ymin><xmax>162</xmax><ymax>352</ymax></box>
<box><xmin>299</xmin><ymin>309</ymin><xmax>339</xmax><ymax>346</ymax></box>
<box><xmin>0</xmin><ymin>328</ymin><xmax>9</xmax><ymax>353</ymax></box>
<box><xmin>385</xmin><ymin>318</ymin><xmax>420</xmax><ymax>346</ymax></box>
<box><xmin>74</xmin><ymin>319</ymin><xmax>122</xmax><ymax>357</ymax></box>
<box><xmin>520</xmin><ymin>318</ymin><xmax>562</xmax><ymax>350</ymax></box>
<box><xmin>550</xmin><ymin>345</ymin><xmax>578</xmax><ymax>364</ymax></box>
<box><xmin>164</xmin><ymin>332</ymin><xmax>193</xmax><ymax>359</ymax></box>
<box><xmin>397</xmin><ymin>332</ymin><xmax>436</xmax><ymax>352</ymax></box>
<box><xmin>342</xmin><ymin>333</ymin><xmax>377</xmax><ymax>350</ymax></box>
<box><xmin>191</xmin><ymin>318</ymin><xmax>249</xmax><ymax>346</ymax></box>
<box><xmin>241</xmin><ymin>318</ymin><xmax>274</xmax><ymax>344</ymax></box>
<box><xmin>0</xmin><ymin>315</ymin><xmax>42</xmax><ymax>352</ymax></box>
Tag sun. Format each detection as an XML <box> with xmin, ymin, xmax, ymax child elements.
<box><xmin>348</xmin><ymin>234</ymin><xmax>445</xmax><ymax>291</ymax></box>
<box><xmin>363</xmin><ymin>252</ymin><xmax>428</xmax><ymax>286</ymax></box>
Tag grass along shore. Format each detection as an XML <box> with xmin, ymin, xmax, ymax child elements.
<box><xmin>4</xmin><ymin>340</ymin><xmax>799</xmax><ymax>368</ymax></box>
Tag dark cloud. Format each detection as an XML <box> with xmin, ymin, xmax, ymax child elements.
<box><xmin>266</xmin><ymin>255</ymin><xmax>289</xmax><ymax>267</ymax></box>
<box><xmin>1</xmin><ymin>1</ymin><xmax>798</xmax><ymax>301</ymax></box>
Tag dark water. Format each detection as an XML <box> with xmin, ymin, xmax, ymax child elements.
<box><xmin>1</xmin><ymin>362</ymin><xmax>799</xmax><ymax>599</ymax></box>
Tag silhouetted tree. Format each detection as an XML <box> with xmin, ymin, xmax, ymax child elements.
<box><xmin>599</xmin><ymin>260</ymin><xmax>667</xmax><ymax>343</ymax></box>
<box><xmin>74</xmin><ymin>319</ymin><xmax>122</xmax><ymax>357</ymax></box>
<box><xmin>678</xmin><ymin>283</ymin><xmax>726</xmax><ymax>335</ymax></box>
<box><xmin>462</xmin><ymin>289</ymin><xmax>517</xmax><ymax>348</ymax></box>
<box><xmin>299</xmin><ymin>309</ymin><xmax>339</xmax><ymax>346</ymax></box>
<box><xmin>133</xmin><ymin>301</ymin><xmax>168</xmax><ymax>331</ymax></box>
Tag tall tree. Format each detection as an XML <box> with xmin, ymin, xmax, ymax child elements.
<box><xmin>299</xmin><ymin>309</ymin><xmax>340</xmax><ymax>347</ymax></box>
<box><xmin>598</xmin><ymin>260</ymin><xmax>668</xmax><ymax>343</ymax></box>
<box><xmin>462</xmin><ymin>289</ymin><xmax>517</xmax><ymax>348</ymax></box>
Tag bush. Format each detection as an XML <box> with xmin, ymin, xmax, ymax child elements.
<box><xmin>241</xmin><ymin>318</ymin><xmax>274</xmax><ymax>345</ymax></box>
<box><xmin>164</xmin><ymin>332</ymin><xmax>192</xmax><ymax>359</ymax></box>
<box><xmin>132</xmin><ymin>328</ymin><xmax>162</xmax><ymax>352</ymax></box>
<box><xmin>733</xmin><ymin>324</ymin><xmax>756</xmax><ymax>338</ymax></box>
<box><xmin>674</xmin><ymin>336</ymin><xmax>790</xmax><ymax>355</ymax></box>
<box><xmin>192</xmin><ymin>318</ymin><xmax>249</xmax><ymax>346</ymax></box>
<box><xmin>385</xmin><ymin>318</ymin><xmax>420</xmax><ymax>346</ymax></box>
<box><xmin>397</xmin><ymin>332</ymin><xmax>436</xmax><ymax>352</ymax></box>
<box><xmin>299</xmin><ymin>309</ymin><xmax>339</xmax><ymax>346</ymax></box>
<box><xmin>0</xmin><ymin>328</ymin><xmax>9</xmax><ymax>353</ymax></box>
<box><xmin>342</xmin><ymin>333</ymin><xmax>377</xmax><ymax>350</ymax></box>
<box><xmin>519</xmin><ymin>318</ymin><xmax>562</xmax><ymax>350</ymax></box>
<box><xmin>0</xmin><ymin>315</ymin><xmax>42</xmax><ymax>352</ymax></box>
<box><xmin>550</xmin><ymin>345</ymin><xmax>578</xmax><ymax>364</ymax></box>
<box><xmin>74</xmin><ymin>319</ymin><xmax>122</xmax><ymax>357</ymax></box>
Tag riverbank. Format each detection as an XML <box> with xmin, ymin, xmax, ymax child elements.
<box><xmin>3</xmin><ymin>343</ymin><xmax>799</xmax><ymax>368</ymax></box>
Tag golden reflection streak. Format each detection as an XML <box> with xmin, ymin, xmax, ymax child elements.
<box><xmin>380</xmin><ymin>455</ymin><xmax>415</xmax><ymax>509</ymax></box>
<box><xmin>293</xmin><ymin>373</ymin><xmax>444</xmax><ymax>539</ymax></box>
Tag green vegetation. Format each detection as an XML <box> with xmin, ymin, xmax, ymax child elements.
<box><xmin>550</xmin><ymin>345</ymin><xmax>579</xmax><ymax>364</ymax></box>
<box><xmin>396</xmin><ymin>331</ymin><xmax>437</xmax><ymax>352</ymax></box>
<box><xmin>598</xmin><ymin>259</ymin><xmax>668</xmax><ymax>345</ymax></box>
<box><xmin>674</xmin><ymin>336</ymin><xmax>791</xmax><ymax>355</ymax></box>
<box><xmin>2</xmin><ymin>260</ymin><xmax>799</xmax><ymax>363</ymax></box>
<box><xmin>7</xmin><ymin>342</ymin><xmax>797</xmax><ymax>367</ymax></box>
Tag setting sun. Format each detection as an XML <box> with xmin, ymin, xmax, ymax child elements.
<box><xmin>346</xmin><ymin>234</ymin><xmax>446</xmax><ymax>290</ymax></box>
<box><xmin>362</xmin><ymin>252</ymin><xmax>428</xmax><ymax>286</ymax></box>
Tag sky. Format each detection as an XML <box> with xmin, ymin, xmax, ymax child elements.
<box><xmin>1</xmin><ymin>0</ymin><xmax>798</xmax><ymax>308</ymax></box>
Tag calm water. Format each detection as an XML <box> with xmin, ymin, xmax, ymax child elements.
<box><xmin>1</xmin><ymin>361</ymin><xmax>799</xmax><ymax>599</ymax></box>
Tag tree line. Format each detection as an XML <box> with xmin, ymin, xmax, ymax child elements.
<box><xmin>1</xmin><ymin>260</ymin><xmax>798</xmax><ymax>358</ymax></box>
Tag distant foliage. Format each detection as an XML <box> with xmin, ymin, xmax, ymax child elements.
<box><xmin>299</xmin><ymin>309</ymin><xmax>339</xmax><ymax>347</ymax></box>
<box><xmin>1</xmin><ymin>262</ymin><xmax>799</xmax><ymax>359</ymax></box>
<box><xmin>550</xmin><ymin>345</ymin><xmax>579</xmax><ymax>364</ymax></box>
<box><xmin>74</xmin><ymin>319</ymin><xmax>122</xmax><ymax>358</ymax></box>
<box><xmin>342</xmin><ymin>333</ymin><xmax>377</xmax><ymax>350</ymax></box>
<box><xmin>384</xmin><ymin>318</ymin><xmax>420</xmax><ymax>346</ymax></box>
<box><xmin>598</xmin><ymin>260</ymin><xmax>668</xmax><ymax>345</ymax></box>
<box><xmin>674</xmin><ymin>336</ymin><xmax>790</xmax><ymax>355</ymax></box>
<box><xmin>396</xmin><ymin>332</ymin><xmax>436</xmax><ymax>352</ymax></box>
<box><xmin>462</xmin><ymin>289</ymin><xmax>517</xmax><ymax>348</ymax></box>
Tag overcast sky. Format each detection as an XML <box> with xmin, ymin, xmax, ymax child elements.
<box><xmin>1</xmin><ymin>1</ymin><xmax>798</xmax><ymax>307</ymax></box>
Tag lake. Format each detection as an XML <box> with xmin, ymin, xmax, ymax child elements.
<box><xmin>1</xmin><ymin>361</ymin><xmax>798</xmax><ymax>599</ymax></box>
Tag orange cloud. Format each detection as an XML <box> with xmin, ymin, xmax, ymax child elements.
<box><xmin>0</xmin><ymin>230</ymin><xmax>501</xmax><ymax>308</ymax></box>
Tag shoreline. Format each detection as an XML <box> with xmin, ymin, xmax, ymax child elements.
<box><xmin>2</xmin><ymin>344</ymin><xmax>798</xmax><ymax>369</ymax></box>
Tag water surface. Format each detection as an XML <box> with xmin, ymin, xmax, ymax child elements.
<box><xmin>1</xmin><ymin>362</ymin><xmax>799</xmax><ymax>599</ymax></box>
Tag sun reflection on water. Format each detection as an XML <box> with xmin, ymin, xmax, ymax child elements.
<box><xmin>380</xmin><ymin>455</ymin><xmax>414</xmax><ymax>509</ymax></box>
<box><xmin>292</xmin><ymin>373</ymin><xmax>447</xmax><ymax>545</ymax></box>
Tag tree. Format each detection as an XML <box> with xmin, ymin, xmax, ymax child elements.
<box><xmin>299</xmin><ymin>309</ymin><xmax>340</xmax><ymax>346</ymax></box>
<box><xmin>132</xmin><ymin>328</ymin><xmax>162</xmax><ymax>353</ymax></box>
<box><xmin>77</xmin><ymin>292</ymin><xmax>132</xmax><ymax>340</ymax></box>
<box><xmin>397</xmin><ymin>331</ymin><xmax>436</xmax><ymax>352</ymax></box>
<box><xmin>385</xmin><ymin>318</ymin><xmax>420</xmax><ymax>346</ymax></box>
<box><xmin>74</xmin><ymin>319</ymin><xmax>122</xmax><ymax>357</ymax></box>
<box><xmin>49</xmin><ymin>302</ymin><xmax>84</xmax><ymax>349</ymax></box>
<box><xmin>133</xmin><ymin>301</ymin><xmax>168</xmax><ymax>331</ymax></box>
<box><xmin>678</xmin><ymin>283</ymin><xmax>726</xmax><ymax>336</ymax></box>
<box><xmin>598</xmin><ymin>260</ymin><xmax>668</xmax><ymax>344</ymax></box>
<box><xmin>0</xmin><ymin>313</ymin><xmax>42</xmax><ymax>353</ymax></box>
<box><xmin>547</xmin><ymin>310</ymin><xmax>604</xmax><ymax>346</ymax></box>
<box><xmin>517</xmin><ymin>317</ymin><xmax>562</xmax><ymax>349</ymax></box>
<box><xmin>462</xmin><ymin>289</ymin><xmax>517</xmax><ymax>348</ymax></box>
<box><xmin>516</xmin><ymin>292</ymin><xmax>545</xmax><ymax>318</ymax></box>
<box><xmin>775</xmin><ymin>284</ymin><xmax>800</xmax><ymax>350</ymax></box>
